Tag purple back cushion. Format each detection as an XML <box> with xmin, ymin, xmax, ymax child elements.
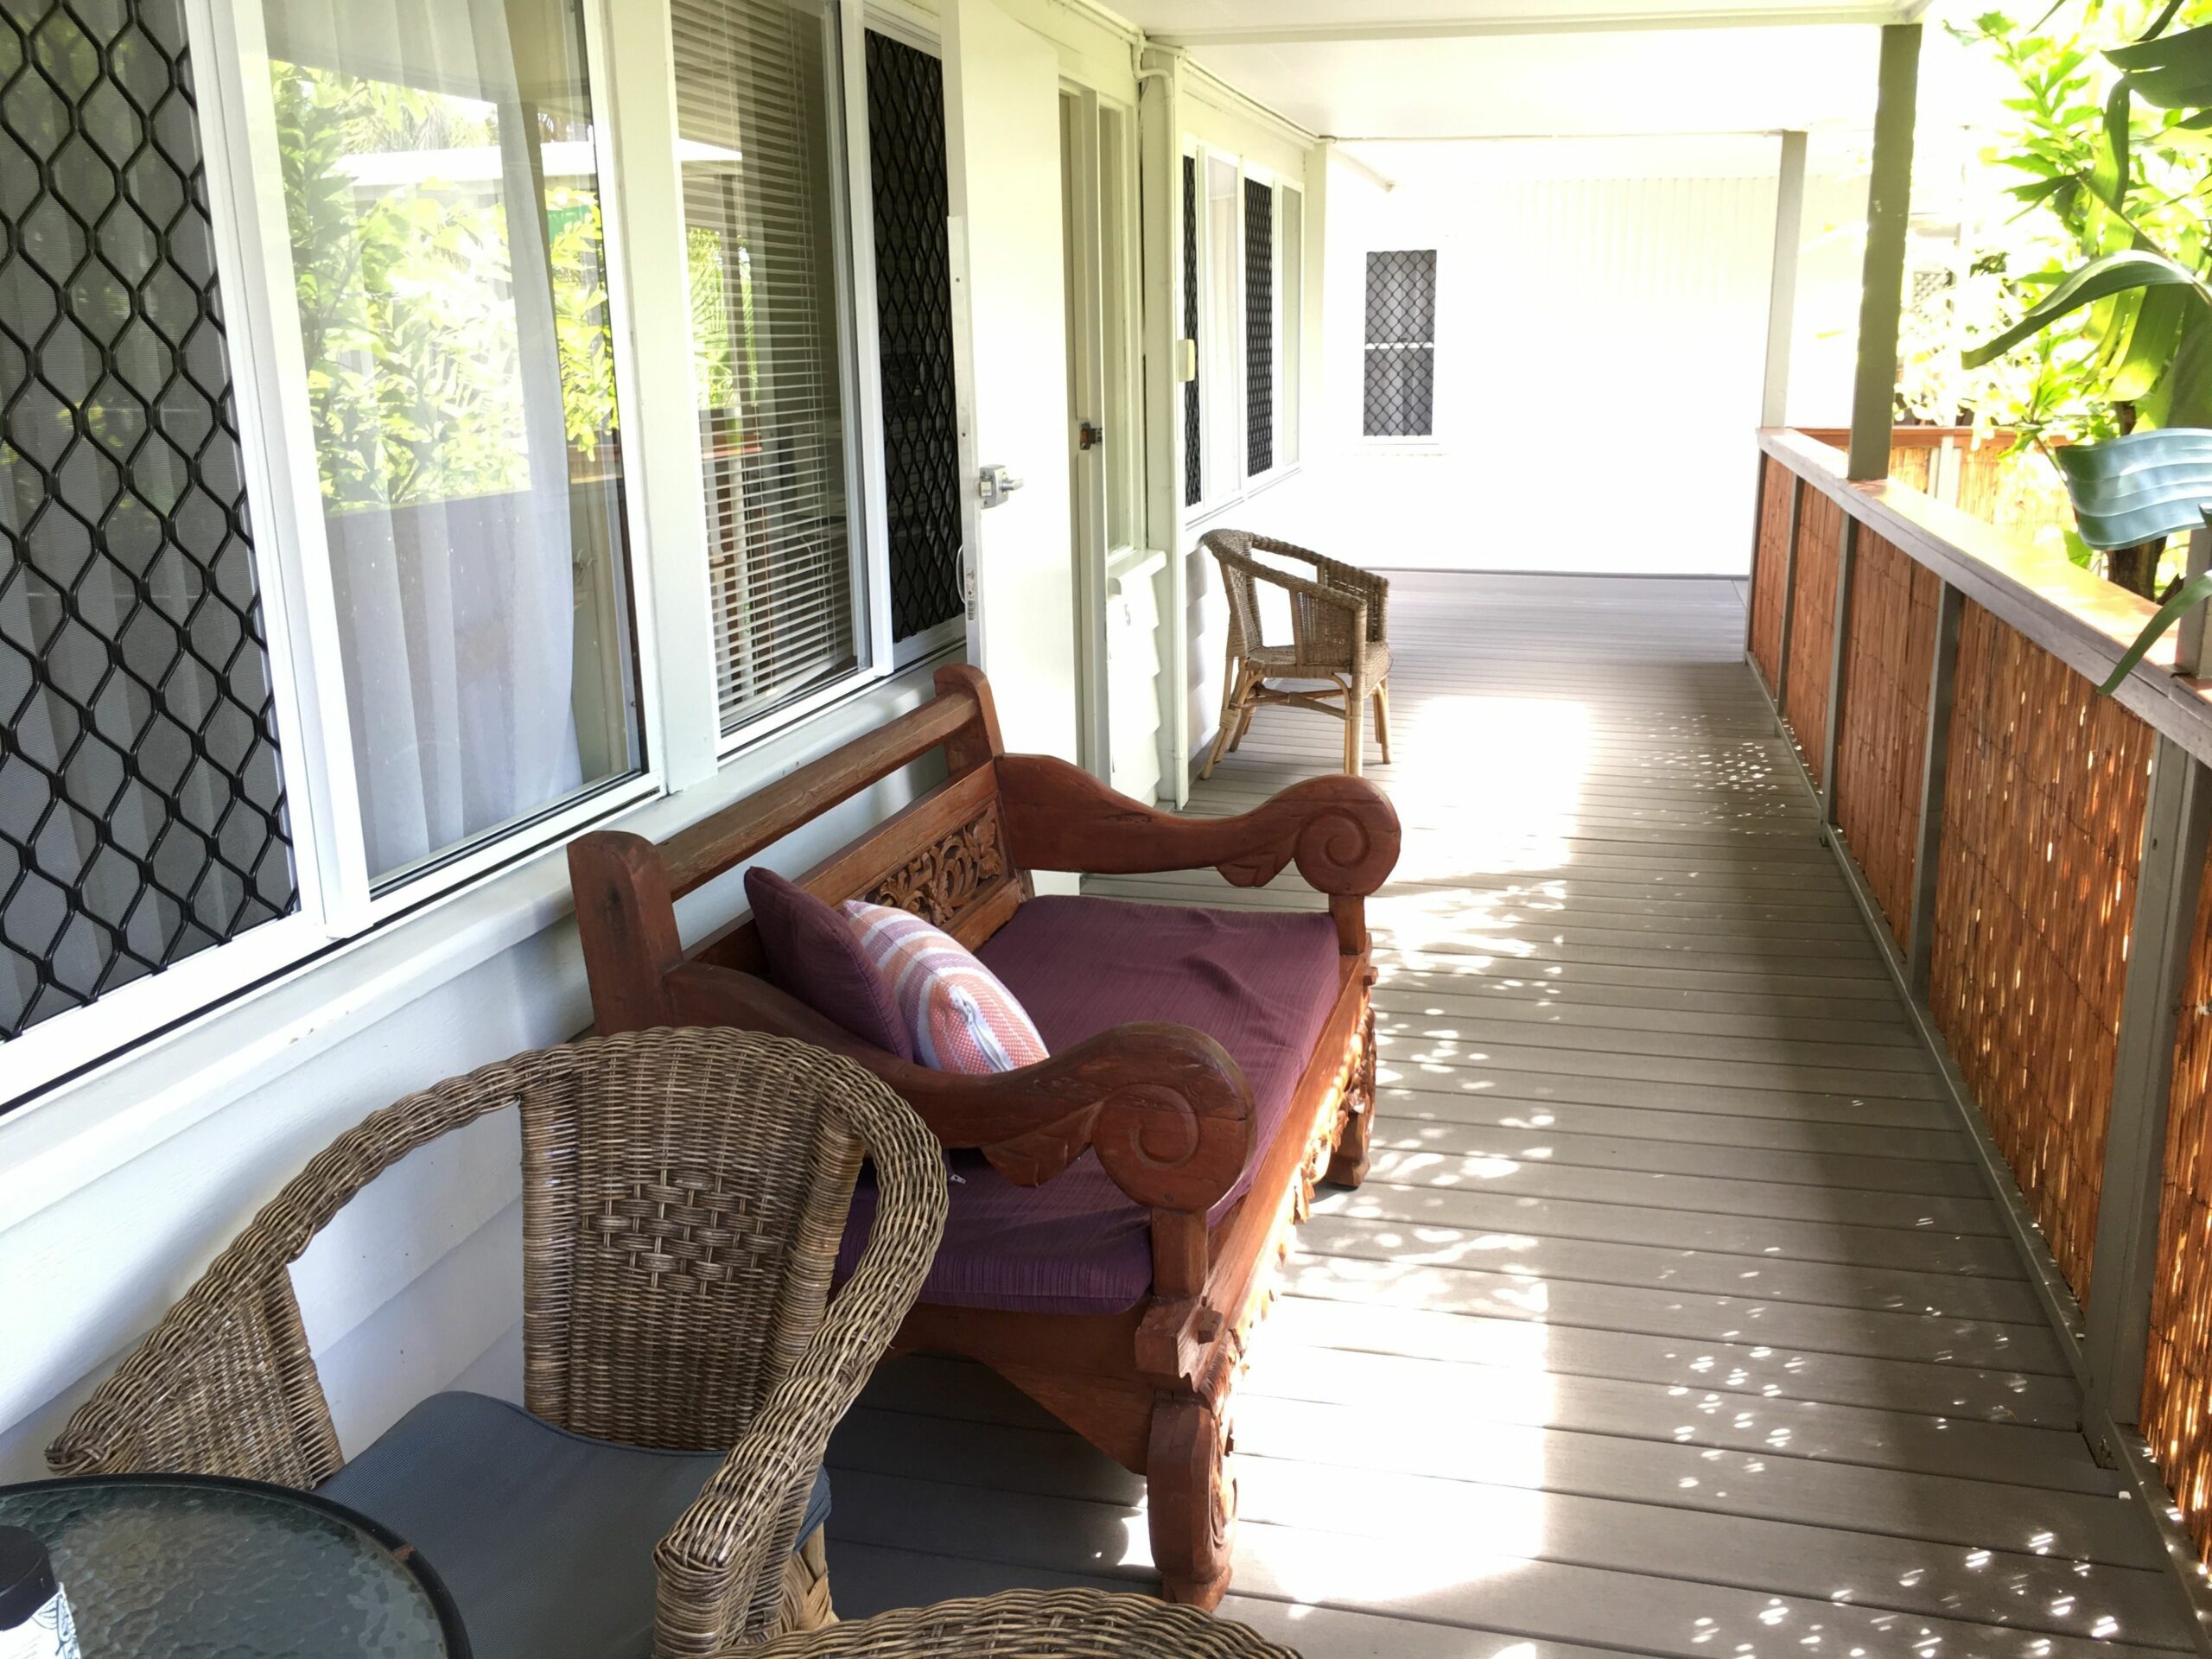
<box><xmin>744</xmin><ymin>868</ymin><xmax>914</xmax><ymax>1061</ymax></box>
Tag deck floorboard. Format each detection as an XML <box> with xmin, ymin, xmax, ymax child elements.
<box><xmin>825</xmin><ymin>573</ymin><xmax>2194</xmax><ymax>1656</ymax></box>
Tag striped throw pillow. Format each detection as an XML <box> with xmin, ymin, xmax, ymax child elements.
<box><xmin>841</xmin><ymin>900</ymin><xmax>1048</xmax><ymax>1073</ymax></box>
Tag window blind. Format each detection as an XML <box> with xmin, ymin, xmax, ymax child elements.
<box><xmin>672</xmin><ymin>0</ymin><xmax>860</xmax><ymax>734</ymax></box>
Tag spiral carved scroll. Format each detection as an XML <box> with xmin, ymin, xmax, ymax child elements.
<box><xmin>1211</xmin><ymin>777</ymin><xmax>1400</xmax><ymax>895</ymax></box>
<box><xmin>866</xmin><ymin>804</ymin><xmax>1007</xmax><ymax>927</ymax></box>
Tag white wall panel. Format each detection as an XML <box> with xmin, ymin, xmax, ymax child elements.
<box><xmin>1308</xmin><ymin>146</ymin><xmax>1806</xmax><ymax>576</ymax></box>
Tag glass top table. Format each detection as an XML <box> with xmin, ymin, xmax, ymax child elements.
<box><xmin>0</xmin><ymin>1474</ymin><xmax>467</xmax><ymax>1656</ymax></box>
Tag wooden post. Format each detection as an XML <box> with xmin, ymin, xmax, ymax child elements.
<box><xmin>1847</xmin><ymin>24</ymin><xmax>1922</xmax><ymax>484</ymax></box>
<box><xmin>1762</xmin><ymin>131</ymin><xmax>1808</xmax><ymax>429</ymax></box>
<box><xmin>1819</xmin><ymin>516</ymin><xmax>1859</xmax><ymax>823</ymax></box>
<box><xmin>1907</xmin><ymin>582</ymin><xmax>1963</xmax><ymax>996</ymax></box>
<box><xmin>1773</xmin><ymin>481</ymin><xmax>1805</xmax><ymax>709</ymax></box>
<box><xmin>2086</xmin><ymin>734</ymin><xmax>2210</xmax><ymax>1441</ymax></box>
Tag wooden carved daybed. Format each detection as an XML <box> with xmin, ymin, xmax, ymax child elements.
<box><xmin>568</xmin><ymin>665</ymin><xmax>1401</xmax><ymax>1608</ymax></box>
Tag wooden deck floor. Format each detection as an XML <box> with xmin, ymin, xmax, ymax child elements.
<box><xmin>825</xmin><ymin>572</ymin><xmax>2197</xmax><ymax>1656</ymax></box>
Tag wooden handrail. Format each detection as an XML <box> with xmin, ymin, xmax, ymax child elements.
<box><xmin>1758</xmin><ymin>428</ymin><xmax>2212</xmax><ymax>767</ymax></box>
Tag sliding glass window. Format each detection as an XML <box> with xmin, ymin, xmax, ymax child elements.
<box><xmin>259</xmin><ymin>0</ymin><xmax>641</xmax><ymax>884</ymax></box>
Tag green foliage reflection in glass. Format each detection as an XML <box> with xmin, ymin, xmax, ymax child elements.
<box><xmin>271</xmin><ymin>63</ymin><xmax>621</xmax><ymax>511</ymax></box>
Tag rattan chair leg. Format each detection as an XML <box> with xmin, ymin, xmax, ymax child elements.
<box><xmin>772</xmin><ymin>1525</ymin><xmax>836</xmax><ymax>1637</ymax></box>
<box><xmin>1202</xmin><ymin>663</ymin><xmax>1249</xmax><ymax>779</ymax></box>
<box><xmin>1373</xmin><ymin>682</ymin><xmax>1391</xmax><ymax>766</ymax></box>
<box><xmin>1228</xmin><ymin>666</ymin><xmax>1262</xmax><ymax>753</ymax></box>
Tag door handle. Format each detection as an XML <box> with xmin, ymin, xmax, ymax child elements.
<box><xmin>979</xmin><ymin>463</ymin><xmax>1025</xmax><ymax>509</ymax></box>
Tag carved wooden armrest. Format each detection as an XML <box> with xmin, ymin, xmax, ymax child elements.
<box><xmin>664</xmin><ymin>962</ymin><xmax>1255</xmax><ymax>1216</ymax></box>
<box><xmin>995</xmin><ymin>753</ymin><xmax>1401</xmax><ymax>895</ymax></box>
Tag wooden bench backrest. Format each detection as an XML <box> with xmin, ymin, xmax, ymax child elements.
<box><xmin>569</xmin><ymin>666</ymin><xmax>1027</xmax><ymax>1033</ymax></box>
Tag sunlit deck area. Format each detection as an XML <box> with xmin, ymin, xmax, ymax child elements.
<box><xmin>823</xmin><ymin>571</ymin><xmax>2199</xmax><ymax>1656</ymax></box>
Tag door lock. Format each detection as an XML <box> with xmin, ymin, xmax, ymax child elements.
<box><xmin>978</xmin><ymin>463</ymin><xmax>1025</xmax><ymax>509</ymax></box>
<box><xmin>1078</xmin><ymin>419</ymin><xmax>1104</xmax><ymax>452</ymax></box>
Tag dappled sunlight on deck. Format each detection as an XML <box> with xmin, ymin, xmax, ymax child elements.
<box><xmin>823</xmin><ymin>575</ymin><xmax>2193</xmax><ymax>1657</ymax></box>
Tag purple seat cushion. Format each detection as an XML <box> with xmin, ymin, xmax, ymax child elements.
<box><xmin>837</xmin><ymin>896</ymin><xmax>1345</xmax><ymax>1315</ymax></box>
<box><xmin>746</xmin><ymin>868</ymin><xmax>912</xmax><ymax>1062</ymax></box>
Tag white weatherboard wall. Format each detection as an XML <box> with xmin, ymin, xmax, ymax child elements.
<box><xmin>1298</xmin><ymin>139</ymin><xmax>1792</xmax><ymax>577</ymax></box>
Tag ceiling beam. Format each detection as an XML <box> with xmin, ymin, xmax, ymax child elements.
<box><xmin>1151</xmin><ymin>4</ymin><xmax>1910</xmax><ymax>46</ymax></box>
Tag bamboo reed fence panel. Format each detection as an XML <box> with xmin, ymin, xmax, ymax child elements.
<box><xmin>2145</xmin><ymin>844</ymin><xmax>2212</xmax><ymax>1558</ymax></box>
<box><xmin>1928</xmin><ymin>601</ymin><xmax>2153</xmax><ymax>1304</ymax></box>
<box><xmin>1831</xmin><ymin>529</ymin><xmax>1941</xmax><ymax>950</ymax></box>
<box><xmin>1748</xmin><ymin>459</ymin><xmax>1794</xmax><ymax>694</ymax></box>
<box><xmin>1782</xmin><ymin>485</ymin><xmax>1844</xmax><ymax>788</ymax></box>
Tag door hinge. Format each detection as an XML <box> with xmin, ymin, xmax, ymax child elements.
<box><xmin>1078</xmin><ymin>419</ymin><xmax>1104</xmax><ymax>452</ymax></box>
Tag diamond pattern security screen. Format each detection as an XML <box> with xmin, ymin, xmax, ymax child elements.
<box><xmin>866</xmin><ymin>30</ymin><xmax>962</xmax><ymax>641</ymax></box>
<box><xmin>1363</xmin><ymin>249</ymin><xmax>1436</xmax><ymax>438</ymax></box>
<box><xmin>1243</xmin><ymin>179</ymin><xmax>1274</xmax><ymax>478</ymax></box>
<box><xmin>1181</xmin><ymin>154</ymin><xmax>1200</xmax><ymax>508</ymax></box>
<box><xmin>0</xmin><ymin>0</ymin><xmax>296</xmax><ymax>1042</ymax></box>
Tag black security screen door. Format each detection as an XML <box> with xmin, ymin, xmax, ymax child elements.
<box><xmin>866</xmin><ymin>29</ymin><xmax>963</xmax><ymax>641</ymax></box>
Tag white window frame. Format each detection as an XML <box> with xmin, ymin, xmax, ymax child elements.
<box><xmin>1181</xmin><ymin>143</ymin><xmax>1303</xmax><ymax>524</ymax></box>
<box><xmin>5</xmin><ymin>0</ymin><xmax>668</xmax><ymax>1103</ymax></box>
<box><xmin>861</xmin><ymin>4</ymin><xmax>966</xmax><ymax>672</ymax></box>
<box><xmin>6</xmin><ymin>0</ymin><xmax>939</xmax><ymax>1107</ymax></box>
<box><xmin>1270</xmin><ymin>179</ymin><xmax>1302</xmax><ymax>479</ymax></box>
<box><xmin>1357</xmin><ymin>245</ymin><xmax>1443</xmax><ymax>451</ymax></box>
<box><xmin>1238</xmin><ymin>162</ymin><xmax>1293</xmax><ymax>496</ymax></box>
<box><xmin>3</xmin><ymin>0</ymin><xmax>1015</xmax><ymax>1119</ymax></box>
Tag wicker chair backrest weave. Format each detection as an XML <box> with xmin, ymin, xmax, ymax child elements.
<box><xmin>1210</xmin><ymin>528</ymin><xmax>1266</xmax><ymax>660</ymax></box>
<box><xmin>522</xmin><ymin>1031</ymin><xmax>867</xmax><ymax>1451</ymax></box>
<box><xmin>48</xmin><ymin>1031</ymin><xmax>885</xmax><ymax>1478</ymax></box>
<box><xmin>1201</xmin><ymin>529</ymin><xmax>1378</xmax><ymax>674</ymax></box>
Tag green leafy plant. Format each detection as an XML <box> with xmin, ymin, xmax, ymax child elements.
<box><xmin>1951</xmin><ymin>1</ymin><xmax>2212</xmax><ymax>602</ymax></box>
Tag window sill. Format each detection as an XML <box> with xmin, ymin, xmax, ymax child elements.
<box><xmin>0</xmin><ymin>645</ymin><xmax>963</xmax><ymax>1236</ymax></box>
<box><xmin>1184</xmin><ymin>462</ymin><xmax>1302</xmax><ymax>533</ymax></box>
<box><xmin>1353</xmin><ymin>441</ymin><xmax>1445</xmax><ymax>457</ymax></box>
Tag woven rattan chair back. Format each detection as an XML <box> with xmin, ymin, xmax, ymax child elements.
<box><xmin>1199</xmin><ymin>529</ymin><xmax>1392</xmax><ymax>777</ymax></box>
<box><xmin>49</xmin><ymin>1027</ymin><xmax>947</xmax><ymax>1655</ymax></box>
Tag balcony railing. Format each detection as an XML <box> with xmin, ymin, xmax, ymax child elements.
<box><xmin>1751</xmin><ymin>426</ymin><xmax>2212</xmax><ymax>1581</ymax></box>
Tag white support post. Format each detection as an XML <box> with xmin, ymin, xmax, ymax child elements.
<box><xmin>1762</xmin><ymin>130</ymin><xmax>1808</xmax><ymax>429</ymax></box>
<box><xmin>1138</xmin><ymin>47</ymin><xmax>1190</xmax><ymax>805</ymax></box>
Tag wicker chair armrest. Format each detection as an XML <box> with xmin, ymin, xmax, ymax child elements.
<box><xmin>652</xmin><ymin>1073</ymin><xmax>946</xmax><ymax>1656</ymax></box>
<box><xmin>727</xmin><ymin>1589</ymin><xmax>1303</xmax><ymax>1656</ymax></box>
<box><xmin>48</xmin><ymin>1060</ymin><xmax>527</xmax><ymax>1486</ymax></box>
<box><xmin>1243</xmin><ymin>535</ymin><xmax>1389</xmax><ymax>643</ymax></box>
<box><xmin>996</xmin><ymin>752</ymin><xmax>1401</xmax><ymax>896</ymax></box>
<box><xmin>664</xmin><ymin>961</ymin><xmax>1255</xmax><ymax>1214</ymax></box>
<box><xmin>1211</xmin><ymin>543</ymin><xmax>1362</xmax><ymax>616</ymax></box>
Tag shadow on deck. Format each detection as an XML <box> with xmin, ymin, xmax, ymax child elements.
<box><xmin>823</xmin><ymin>572</ymin><xmax>2194</xmax><ymax>1657</ymax></box>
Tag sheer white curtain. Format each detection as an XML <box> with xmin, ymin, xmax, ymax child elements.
<box><xmin>267</xmin><ymin>0</ymin><xmax>583</xmax><ymax>880</ymax></box>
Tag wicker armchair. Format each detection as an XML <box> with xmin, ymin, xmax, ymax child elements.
<box><xmin>48</xmin><ymin>1028</ymin><xmax>949</xmax><ymax>1659</ymax></box>
<box><xmin>1201</xmin><ymin>529</ymin><xmax>1392</xmax><ymax>778</ymax></box>
<box><xmin>730</xmin><ymin>1590</ymin><xmax>1301</xmax><ymax>1656</ymax></box>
